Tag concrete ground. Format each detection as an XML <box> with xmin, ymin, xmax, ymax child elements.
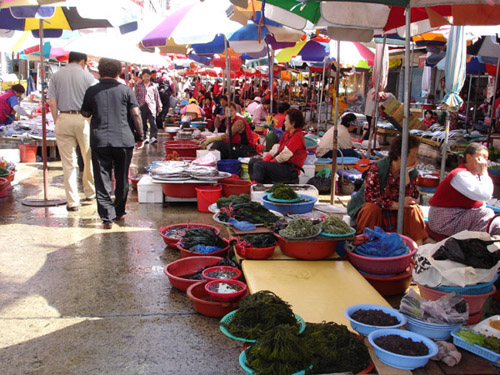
<box><xmin>0</xmin><ymin>135</ymin><xmax>243</xmax><ymax>375</ymax></box>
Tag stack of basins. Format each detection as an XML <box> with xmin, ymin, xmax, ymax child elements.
<box><xmin>416</xmin><ymin>278</ymin><xmax>497</xmax><ymax>324</ymax></box>
<box><xmin>347</xmin><ymin>234</ymin><xmax>418</xmax><ymax>296</ymax></box>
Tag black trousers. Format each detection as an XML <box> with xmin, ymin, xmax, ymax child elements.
<box><xmin>248</xmin><ymin>158</ymin><xmax>299</xmax><ymax>184</ymax></box>
<box><xmin>140</xmin><ymin>104</ymin><xmax>158</xmax><ymax>139</ymax></box>
<box><xmin>156</xmin><ymin>94</ymin><xmax>170</xmax><ymax>129</ymax></box>
<box><xmin>212</xmin><ymin>141</ymin><xmax>256</xmax><ymax>160</ymax></box>
<box><xmin>91</xmin><ymin>146</ymin><xmax>133</xmax><ymax>223</ymax></box>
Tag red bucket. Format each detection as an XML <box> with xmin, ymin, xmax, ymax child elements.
<box><xmin>18</xmin><ymin>144</ymin><xmax>37</xmax><ymax>163</ymax></box>
<box><xmin>195</xmin><ymin>185</ymin><xmax>222</xmax><ymax>213</ymax></box>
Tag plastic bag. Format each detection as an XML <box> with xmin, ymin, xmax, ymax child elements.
<box><xmin>228</xmin><ymin>218</ymin><xmax>256</xmax><ymax>231</ymax></box>
<box><xmin>304</xmin><ymin>153</ymin><xmax>318</xmax><ymax>166</ymax></box>
<box><xmin>400</xmin><ymin>289</ymin><xmax>469</xmax><ymax>325</ymax></box>
<box><xmin>306</xmin><ymin>176</ymin><xmax>331</xmax><ymax>194</ymax></box>
<box><xmin>413</xmin><ymin>230</ymin><xmax>500</xmax><ymax>287</ymax></box>
<box><xmin>354</xmin><ymin>226</ymin><xmax>408</xmax><ymax>257</ymax></box>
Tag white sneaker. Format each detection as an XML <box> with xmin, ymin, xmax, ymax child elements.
<box><xmin>144</xmin><ymin>136</ymin><xmax>150</xmax><ymax>144</ymax></box>
<box><xmin>150</xmin><ymin>137</ymin><xmax>158</xmax><ymax>144</ymax></box>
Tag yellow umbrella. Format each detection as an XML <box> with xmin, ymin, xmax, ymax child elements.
<box><xmin>275</xmin><ymin>40</ymin><xmax>306</xmax><ymax>63</ymax></box>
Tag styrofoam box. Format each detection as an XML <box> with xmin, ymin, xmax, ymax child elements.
<box><xmin>299</xmin><ymin>164</ymin><xmax>316</xmax><ymax>184</ymax></box>
<box><xmin>196</xmin><ymin>149</ymin><xmax>221</xmax><ymax>160</ymax></box>
<box><xmin>0</xmin><ymin>148</ymin><xmax>21</xmax><ymax>163</ymax></box>
<box><xmin>138</xmin><ymin>175</ymin><xmax>164</xmax><ymax>203</ymax></box>
<box><xmin>251</xmin><ymin>184</ymin><xmax>319</xmax><ymax>203</ymax></box>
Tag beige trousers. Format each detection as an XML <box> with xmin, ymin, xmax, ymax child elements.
<box><xmin>55</xmin><ymin>113</ymin><xmax>95</xmax><ymax>207</ymax></box>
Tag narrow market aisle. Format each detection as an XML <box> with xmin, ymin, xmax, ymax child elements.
<box><xmin>0</xmin><ymin>136</ymin><xmax>242</xmax><ymax>375</ymax></box>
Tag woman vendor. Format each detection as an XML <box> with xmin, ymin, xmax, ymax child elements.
<box><xmin>203</xmin><ymin>102</ymin><xmax>256</xmax><ymax>159</ymax></box>
<box><xmin>249</xmin><ymin>108</ymin><xmax>306</xmax><ymax>184</ymax></box>
<box><xmin>0</xmin><ymin>84</ymin><xmax>33</xmax><ymax>124</ymax></box>
<box><xmin>316</xmin><ymin>112</ymin><xmax>359</xmax><ymax>158</ymax></box>
<box><xmin>347</xmin><ymin>135</ymin><xmax>427</xmax><ymax>245</ymax></box>
<box><xmin>428</xmin><ymin>143</ymin><xmax>500</xmax><ymax>236</ymax></box>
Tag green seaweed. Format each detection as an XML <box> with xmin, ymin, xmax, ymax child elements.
<box><xmin>279</xmin><ymin>218</ymin><xmax>320</xmax><ymax>239</ymax></box>
<box><xmin>321</xmin><ymin>216</ymin><xmax>353</xmax><ymax>235</ymax></box>
<box><xmin>272</xmin><ymin>186</ymin><xmax>299</xmax><ymax>200</ymax></box>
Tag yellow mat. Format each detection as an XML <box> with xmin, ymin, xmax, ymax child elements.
<box><xmin>242</xmin><ymin>260</ymin><xmax>390</xmax><ymax>327</ymax></box>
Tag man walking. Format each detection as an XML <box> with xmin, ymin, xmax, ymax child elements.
<box><xmin>134</xmin><ymin>69</ymin><xmax>161</xmax><ymax>144</ymax></box>
<box><xmin>81</xmin><ymin>58</ymin><xmax>144</xmax><ymax>229</ymax></box>
<box><xmin>47</xmin><ymin>51</ymin><xmax>96</xmax><ymax>212</ymax></box>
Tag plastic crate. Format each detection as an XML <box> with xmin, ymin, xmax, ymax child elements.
<box><xmin>138</xmin><ymin>175</ymin><xmax>164</xmax><ymax>203</ymax></box>
<box><xmin>451</xmin><ymin>328</ymin><xmax>500</xmax><ymax>364</ymax></box>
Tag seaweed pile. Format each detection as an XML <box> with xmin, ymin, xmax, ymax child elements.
<box><xmin>182</xmin><ymin>228</ymin><xmax>225</xmax><ymax>250</ymax></box>
<box><xmin>433</xmin><ymin>238</ymin><xmax>500</xmax><ymax>269</ymax></box>
<box><xmin>321</xmin><ymin>216</ymin><xmax>354</xmax><ymax>235</ymax></box>
<box><xmin>216</xmin><ymin>194</ymin><xmax>250</xmax><ymax>209</ymax></box>
<box><xmin>238</xmin><ymin>234</ymin><xmax>277</xmax><ymax>249</ymax></box>
<box><xmin>279</xmin><ymin>218</ymin><xmax>320</xmax><ymax>239</ymax></box>
<box><xmin>272</xmin><ymin>186</ymin><xmax>298</xmax><ymax>200</ymax></box>
<box><xmin>218</xmin><ymin>201</ymin><xmax>280</xmax><ymax>225</ymax></box>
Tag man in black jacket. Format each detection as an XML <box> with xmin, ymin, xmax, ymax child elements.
<box><xmin>81</xmin><ymin>58</ymin><xmax>144</xmax><ymax>229</ymax></box>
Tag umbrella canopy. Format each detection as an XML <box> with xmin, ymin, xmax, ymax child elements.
<box><xmin>443</xmin><ymin>25</ymin><xmax>466</xmax><ymax>109</ymax></box>
<box><xmin>0</xmin><ymin>0</ymin><xmax>61</xmax><ymax>8</ymax></box>
<box><xmin>141</xmin><ymin>0</ymin><xmax>241</xmax><ymax>53</ymax></box>
<box><xmin>276</xmin><ymin>39</ymin><xmax>329</xmax><ymax>63</ymax></box>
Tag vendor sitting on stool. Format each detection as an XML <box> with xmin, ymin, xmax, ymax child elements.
<box><xmin>428</xmin><ymin>143</ymin><xmax>500</xmax><ymax>237</ymax></box>
<box><xmin>0</xmin><ymin>84</ymin><xmax>33</xmax><ymax>125</ymax></box>
<box><xmin>249</xmin><ymin>108</ymin><xmax>306</xmax><ymax>184</ymax></box>
<box><xmin>316</xmin><ymin>112</ymin><xmax>359</xmax><ymax>158</ymax></box>
<box><xmin>203</xmin><ymin>102</ymin><xmax>256</xmax><ymax>159</ymax></box>
<box><xmin>347</xmin><ymin>135</ymin><xmax>427</xmax><ymax>245</ymax></box>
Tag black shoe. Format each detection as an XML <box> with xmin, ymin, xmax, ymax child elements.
<box><xmin>66</xmin><ymin>206</ymin><xmax>80</xmax><ymax>212</ymax></box>
<box><xmin>82</xmin><ymin>196</ymin><xmax>96</xmax><ymax>202</ymax></box>
<box><xmin>114</xmin><ymin>213</ymin><xmax>126</xmax><ymax>221</ymax></box>
<box><xmin>103</xmin><ymin>222</ymin><xmax>113</xmax><ymax>229</ymax></box>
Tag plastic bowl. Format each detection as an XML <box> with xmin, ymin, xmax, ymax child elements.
<box><xmin>205</xmin><ymin>279</ymin><xmax>247</xmax><ymax>302</ymax></box>
<box><xmin>176</xmin><ymin>238</ymin><xmax>230</xmax><ymax>258</ymax></box>
<box><xmin>201</xmin><ymin>266</ymin><xmax>242</xmax><ymax>282</ymax></box>
<box><xmin>432</xmin><ymin>274</ymin><xmax>498</xmax><ymax>295</ymax></box>
<box><xmin>368</xmin><ymin>329</ymin><xmax>439</xmax><ymax>370</ymax></box>
<box><xmin>161</xmin><ymin>182</ymin><xmax>214</xmax><ymax>198</ymax></box>
<box><xmin>164</xmin><ymin>140</ymin><xmax>200</xmax><ymax>158</ymax></box>
<box><xmin>347</xmin><ymin>234</ymin><xmax>417</xmax><ymax>275</ymax></box>
<box><xmin>159</xmin><ymin>223</ymin><xmax>221</xmax><ymax>247</ymax></box>
<box><xmin>274</xmin><ymin>234</ymin><xmax>337</xmax><ymax>260</ymax></box>
<box><xmin>234</xmin><ymin>242</ymin><xmax>278</xmax><ymax>260</ymax></box>
<box><xmin>187</xmin><ymin>281</ymin><xmax>245</xmax><ymax>318</ymax></box>
<box><xmin>344</xmin><ymin>304</ymin><xmax>407</xmax><ymax>337</ymax></box>
<box><xmin>417</xmin><ymin>173</ymin><xmax>440</xmax><ymax>188</ymax></box>
<box><xmin>417</xmin><ymin>283</ymin><xmax>496</xmax><ymax>324</ymax></box>
<box><xmin>404</xmin><ymin>315</ymin><xmax>462</xmax><ymax>340</ymax></box>
<box><xmin>221</xmin><ymin>179</ymin><xmax>252</xmax><ymax>197</ymax></box>
<box><xmin>358</xmin><ymin>267</ymin><xmax>412</xmax><ymax>296</ymax></box>
<box><xmin>261</xmin><ymin>194</ymin><xmax>317</xmax><ymax>214</ymax></box>
<box><xmin>163</xmin><ymin>256</ymin><xmax>223</xmax><ymax>292</ymax></box>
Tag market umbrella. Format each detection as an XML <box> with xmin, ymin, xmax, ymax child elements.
<box><xmin>0</xmin><ymin>3</ymin><xmax>139</xmax><ymax>207</ymax></box>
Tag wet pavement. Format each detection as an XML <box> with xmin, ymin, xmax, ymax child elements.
<box><xmin>0</xmin><ymin>133</ymin><xmax>243</xmax><ymax>375</ymax></box>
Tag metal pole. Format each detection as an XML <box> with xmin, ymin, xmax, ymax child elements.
<box><xmin>224</xmin><ymin>36</ymin><xmax>232</xmax><ymax>158</ymax></box>
<box><xmin>268</xmin><ymin>43</ymin><xmax>273</xmax><ymax>114</ymax></box>
<box><xmin>465</xmin><ymin>73</ymin><xmax>472</xmax><ymax>133</ymax></box>
<box><xmin>367</xmin><ymin>35</ymin><xmax>387</xmax><ymax>158</ymax></box>
<box><xmin>472</xmin><ymin>72</ymin><xmax>480</xmax><ymax>124</ymax></box>
<box><xmin>39</xmin><ymin>19</ymin><xmax>48</xmax><ymax>201</ymax></box>
<box><xmin>318</xmin><ymin>56</ymin><xmax>327</xmax><ymax>130</ymax></box>
<box><xmin>330</xmin><ymin>41</ymin><xmax>341</xmax><ymax>205</ymax></box>
<box><xmin>487</xmin><ymin>58</ymin><xmax>500</xmax><ymax>146</ymax></box>
<box><xmin>397</xmin><ymin>8</ymin><xmax>411</xmax><ymax>234</ymax></box>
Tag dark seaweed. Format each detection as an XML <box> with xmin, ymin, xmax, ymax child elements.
<box><xmin>374</xmin><ymin>334</ymin><xmax>429</xmax><ymax>356</ymax></box>
<box><xmin>301</xmin><ymin>322</ymin><xmax>371</xmax><ymax>374</ymax></box>
<box><xmin>433</xmin><ymin>238</ymin><xmax>500</xmax><ymax>269</ymax></box>
<box><xmin>240</xmin><ymin>234</ymin><xmax>277</xmax><ymax>248</ymax></box>
<box><xmin>182</xmin><ymin>227</ymin><xmax>226</xmax><ymax>250</ymax></box>
<box><xmin>218</xmin><ymin>201</ymin><xmax>279</xmax><ymax>225</ymax></box>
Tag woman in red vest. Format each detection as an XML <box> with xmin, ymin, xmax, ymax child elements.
<box><xmin>202</xmin><ymin>102</ymin><xmax>256</xmax><ymax>159</ymax></box>
<box><xmin>0</xmin><ymin>84</ymin><xmax>32</xmax><ymax>124</ymax></box>
<box><xmin>428</xmin><ymin>143</ymin><xmax>499</xmax><ymax>236</ymax></box>
<box><xmin>248</xmin><ymin>108</ymin><xmax>307</xmax><ymax>184</ymax></box>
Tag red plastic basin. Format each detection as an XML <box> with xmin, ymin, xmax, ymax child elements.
<box><xmin>187</xmin><ymin>281</ymin><xmax>245</xmax><ymax>318</ymax></box>
<box><xmin>159</xmin><ymin>223</ymin><xmax>221</xmax><ymax>248</ymax></box>
<box><xmin>205</xmin><ymin>279</ymin><xmax>248</xmax><ymax>302</ymax></box>
<box><xmin>202</xmin><ymin>266</ymin><xmax>241</xmax><ymax>282</ymax></box>
<box><xmin>164</xmin><ymin>141</ymin><xmax>200</xmax><ymax>158</ymax></box>
<box><xmin>0</xmin><ymin>177</ymin><xmax>8</xmax><ymax>192</ymax></box>
<box><xmin>221</xmin><ymin>178</ymin><xmax>252</xmax><ymax>197</ymax></box>
<box><xmin>177</xmin><ymin>238</ymin><xmax>230</xmax><ymax>258</ymax></box>
<box><xmin>163</xmin><ymin>256</ymin><xmax>223</xmax><ymax>292</ymax></box>
<box><xmin>275</xmin><ymin>234</ymin><xmax>337</xmax><ymax>260</ymax></box>
<box><xmin>359</xmin><ymin>267</ymin><xmax>413</xmax><ymax>296</ymax></box>
<box><xmin>235</xmin><ymin>242</ymin><xmax>278</xmax><ymax>260</ymax></box>
<box><xmin>161</xmin><ymin>182</ymin><xmax>214</xmax><ymax>198</ymax></box>
<box><xmin>347</xmin><ymin>234</ymin><xmax>417</xmax><ymax>275</ymax></box>
<box><xmin>417</xmin><ymin>283</ymin><xmax>496</xmax><ymax>324</ymax></box>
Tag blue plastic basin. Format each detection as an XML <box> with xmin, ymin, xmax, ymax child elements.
<box><xmin>368</xmin><ymin>329</ymin><xmax>439</xmax><ymax>370</ymax></box>
<box><xmin>261</xmin><ymin>193</ymin><xmax>317</xmax><ymax>214</ymax></box>
<box><xmin>405</xmin><ymin>315</ymin><xmax>462</xmax><ymax>340</ymax></box>
<box><xmin>344</xmin><ymin>304</ymin><xmax>406</xmax><ymax>337</ymax></box>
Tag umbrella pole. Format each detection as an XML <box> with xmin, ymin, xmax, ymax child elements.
<box><xmin>224</xmin><ymin>36</ymin><xmax>232</xmax><ymax>159</ymax></box>
<box><xmin>22</xmin><ymin>19</ymin><xmax>65</xmax><ymax>207</ymax></box>
<box><xmin>487</xmin><ymin>58</ymin><xmax>500</xmax><ymax>146</ymax></box>
<box><xmin>465</xmin><ymin>74</ymin><xmax>472</xmax><ymax>133</ymax></box>
<box><xmin>330</xmin><ymin>41</ymin><xmax>341</xmax><ymax>205</ymax></box>
<box><xmin>318</xmin><ymin>57</ymin><xmax>327</xmax><ymax>131</ymax></box>
<box><xmin>367</xmin><ymin>35</ymin><xmax>387</xmax><ymax>158</ymax></box>
<box><xmin>397</xmin><ymin>7</ymin><xmax>411</xmax><ymax>234</ymax></box>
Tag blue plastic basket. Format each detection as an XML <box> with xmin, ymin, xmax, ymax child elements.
<box><xmin>219</xmin><ymin>310</ymin><xmax>306</xmax><ymax>343</ymax></box>
<box><xmin>433</xmin><ymin>274</ymin><xmax>498</xmax><ymax>295</ymax></box>
<box><xmin>452</xmin><ymin>328</ymin><xmax>500</xmax><ymax>364</ymax></box>
<box><xmin>261</xmin><ymin>194</ymin><xmax>317</xmax><ymax>214</ymax></box>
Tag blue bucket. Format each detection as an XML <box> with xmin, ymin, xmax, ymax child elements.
<box><xmin>217</xmin><ymin>159</ymin><xmax>241</xmax><ymax>176</ymax></box>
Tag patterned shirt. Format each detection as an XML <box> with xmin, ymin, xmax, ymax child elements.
<box><xmin>364</xmin><ymin>162</ymin><xmax>419</xmax><ymax>210</ymax></box>
<box><xmin>134</xmin><ymin>81</ymin><xmax>161</xmax><ymax>116</ymax></box>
